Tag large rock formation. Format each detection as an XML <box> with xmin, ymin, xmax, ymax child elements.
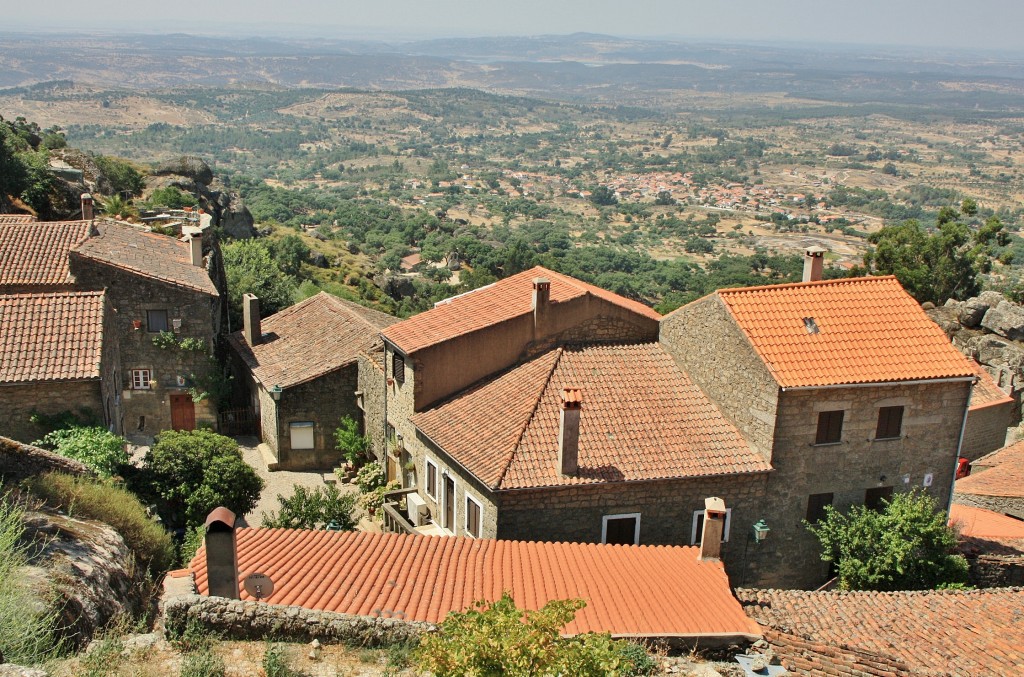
<box><xmin>145</xmin><ymin>156</ymin><xmax>257</xmax><ymax>239</ymax></box>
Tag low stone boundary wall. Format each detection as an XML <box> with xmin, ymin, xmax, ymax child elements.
<box><xmin>0</xmin><ymin>434</ymin><xmax>92</xmax><ymax>481</ymax></box>
<box><xmin>161</xmin><ymin>573</ymin><xmax>432</xmax><ymax>647</ymax></box>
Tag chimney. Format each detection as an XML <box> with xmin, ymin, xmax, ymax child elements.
<box><xmin>803</xmin><ymin>246</ymin><xmax>826</xmax><ymax>283</ymax></box>
<box><xmin>81</xmin><ymin>193</ymin><xmax>94</xmax><ymax>220</ymax></box>
<box><xmin>188</xmin><ymin>234</ymin><xmax>203</xmax><ymax>267</ymax></box>
<box><xmin>204</xmin><ymin>507</ymin><xmax>239</xmax><ymax>599</ymax></box>
<box><xmin>532</xmin><ymin>277</ymin><xmax>551</xmax><ymax>329</ymax></box>
<box><xmin>699</xmin><ymin>497</ymin><xmax>727</xmax><ymax>561</ymax></box>
<box><xmin>558</xmin><ymin>388</ymin><xmax>582</xmax><ymax>476</ymax></box>
<box><xmin>243</xmin><ymin>293</ymin><xmax>261</xmax><ymax>346</ymax></box>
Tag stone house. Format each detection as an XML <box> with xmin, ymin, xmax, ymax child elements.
<box><xmin>954</xmin><ymin>439</ymin><xmax>1024</xmax><ymax>520</ymax></box>
<box><xmin>228</xmin><ymin>292</ymin><xmax>396</xmax><ymax>470</ymax></box>
<box><xmin>0</xmin><ymin>291</ymin><xmax>122</xmax><ymax>442</ymax></box>
<box><xmin>962</xmin><ymin>360</ymin><xmax>1014</xmax><ymax>462</ymax></box>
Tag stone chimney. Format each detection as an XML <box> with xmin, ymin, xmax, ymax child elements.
<box><xmin>803</xmin><ymin>246</ymin><xmax>826</xmax><ymax>283</ymax></box>
<box><xmin>204</xmin><ymin>507</ymin><xmax>239</xmax><ymax>599</ymax></box>
<box><xmin>699</xmin><ymin>497</ymin><xmax>727</xmax><ymax>561</ymax></box>
<box><xmin>81</xmin><ymin>193</ymin><xmax>94</xmax><ymax>220</ymax></box>
<box><xmin>558</xmin><ymin>388</ymin><xmax>582</xmax><ymax>476</ymax></box>
<box><xmin>243</xmin><ymin>293</ymin><xmax>261</xmax><ymax>346</ymax></box>
<box><xmin>188</xmin><ymin>234</ymin><xmax>203</xmax><ymax>267</ymax></box>
<box><xmin>532</xmin><ymin>277</ymin><xmax>551</xmax><ymax>330</ymax></box>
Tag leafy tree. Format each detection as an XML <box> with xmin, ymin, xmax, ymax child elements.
<box><xmin>269</xmin><ymin>234</ymin><xmax>310</xmax><ymax>277</ymax></box>
<box><xmin>260</xmin><ymin>484</ymin><xmax>357</xmax><ymax>530</ymax></box>
<box><xmin>334</xmin><ymin>416</ymin><xmax>370</xmax><ymax>465</ymax></box>
<box><xmin>654</xmin><ymin>190</ymin><xmax>675</xmax><ymax>206</ymax></box>
<box><xmin>222</xmin><ymin>240</ymin><xmax>297</xmax><ymax>328</ymax></box>
<box><xmin>92</xmin><ymin>154</ymin><xmax>145</xmax><ymax>196</ymax></box>
<box><xmin>806</xmin><ymin>490</ymin><xmax>969</xmax><ymax>591</ymax></box>
<box><xmin>588</xmin><ymin>185</ymin><xmax>618</xmax><ymax>206</ymax></box>
<box><xmin>136</xmin><ymin>429</ymin><xmax>263</xmax><ymax>530</ymax></box>
<box><xmin>415</xmin><ymin>593</ymin><xmax>655</xmax><ymax>676</ymax></box>
<box><xmin>34</xmin><ymin>426</ymin><xmax>127</xmax><ymax>478</ymax></box>
<box><xmin>145</xmin><ymin>185</ymin><xmax>195</xmax><ymax>209</ymax></box>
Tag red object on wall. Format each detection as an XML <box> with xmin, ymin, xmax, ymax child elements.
<box><xmin>956</xmin><ymin>457</ymin><xmax>971</xmax><ymax>479</ymax></box>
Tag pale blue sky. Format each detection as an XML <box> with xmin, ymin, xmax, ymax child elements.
<box><xmin>7</xmin><ymin>0</ymin><xmax>1024</xmax><ymax>52</ymax></box>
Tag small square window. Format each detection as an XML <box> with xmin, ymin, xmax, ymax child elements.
<box><xmin>465</xmin><ymin>494</ymin><xmax>482</xmax><ymax>538</ymax></box>
<box><xmin>603</xmin><ymin>513</ymin><xmax>641</xmax><ymax>545</ymax></box>
<box><xmin>815</xmin><ymin>410</ymin><xmax>844</xmax><ymax>445</ymax></box>
<box><xmin>691</xmin><ymin>509</ymin><xmax>732</xmax><ymax>545</ymax></box>
<box><xmin>131</xmin><ymin>369</ymin><xmax>152</xmax><ymax>390</ymax></box>
<box><xmin>147</xmin><ymin>309</ymin><xmax>169</xmax><ymax>333</ymax></box>
<box><xmin>875</xmin><ymin>406</ymin><xmax>904</xmax><ymax>440</ymax></box>
<box><xmin>425</xmin><ymin>458</ymin><xmax>438</xmax><ymax>500</ymax></box>
<box><xmin>806</xmin><ymin>493</ymin><xmax>834</xmax><ymax>524</ymax></box>
<box><xmin>392</xmin><ymin>352</ymin><xmax>406</xmax><ymax>384</ymax></box>
<box><xmin>289</xmin><ymin>421</ymin><xmax>315</xmax><ymax>450</ymax></box>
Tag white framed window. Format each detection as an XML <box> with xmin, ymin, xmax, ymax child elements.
<box><xmin>131</xmin><ymin>369</ymin><xmax>152</xmax><ymax>390</ymax></box>
<box><xmin>602</xmin><ymin>513</ymin><xmax>641</xmax><ymax>545</ymax></box>
<box><xmin>424</xmin><ymin>458</ymin><xmax>438</xmax><ymax>500</ymax></box>
<box><xmin>465</xmin><ymin>493</ymin><xmax>483</xmax><ymax>538</ymax></box>
<box><xmin>289</xmin><ymin>421</ymin><xmax>315</xmax><ymax>450</ymax></box>
<box><xmin>691</xmin><ymin>508</ymin><xmax>732</xmax><ymax>545</ymax></box>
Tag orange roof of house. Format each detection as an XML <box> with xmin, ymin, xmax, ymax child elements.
<box><xmin>72</xmin><ymin>221</ymin><xmax>218</xmax><ymax>295</ymax></box>
<box><xmin>713</xmin><ymin>276</ymin><xmax>975</xmax><ymax>388</ymax></box>
<box><xmin>972</xmin><ymin>438</ymin><xmax>1024</xmax><ymax>471</ymax></box>
<box><xmin>956</xmin><ymin>440</ymin><xmax>1024</xmax><ymax>499</ymax></box>
<box><xmin>190</xmin><ymin>529</ymin><xmax>760</xmax><ymax>639</ymax></box>
<box><xmin>0</xmin><ymin>214</ymin><xmax>37</xmax><ymax>224</ymax></box>
<box><xmin>969</xmin><ymin>360</ymin><xmax>1013</xmax><ymax>410</ymax></box>
<box><xmin>382</xmin><ymin>266</ymin><xmax>660</xmax><ymax>354</ymax></box>
<box><xmin>0</xmin><ymin>220</ymin><xmax>92</xmax><ymax>289</ymax></box>
<box><xmin>227</xmin><ymin>292</ymin><xmax>396</xmax><ymax>390</ymax></box>
<box><xmin>0</xmin><ymin>291</ymin><xmax>106</xmax><ymax>383</ymax></box>
<box><xmin>738</xmin><ymin>587</ymin><xmax>1024</xmax><ymax>675</ymax></box>
<box><xmin>950</xmin><ymin>504</ymin><xmax>1024</xmax><ymax>541</ymax></box>
<box><xmin>412</xmin><ymin>343</ymin><xmax>770</xmax><ymax>490</ymax></box>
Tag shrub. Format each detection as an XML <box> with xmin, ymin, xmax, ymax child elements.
<box><xmin>415</xmin><ymin>592</ymin><xmax>642</xmax><ymax>676</ymax></box>
<box><xmin>34</xmin><ymin>426</ymin><xmax>128</xmax><ymax>478</ymax></box>
<box><xmin>23</xmin><ymin>472</ymin><xmax>175</xmax><ymax>576</ymax></box>
<box><xmin>263</xmin><ymin>642</ymin><xmax>296</xmax><ymax>677</ymax></box>
<box><xmin>353</xmin><ymin>462</ymin><xmax>385</xmax><ymax>493</ymax></box>
<box><xmin>261</xmin><ymin>484</ymin><xmax>358</xmax><ymax>530</ymax></box>
<box><xmin>334</xmin><ymin>416</ymin><xmax>370</xmax><ymax>465</ymax></box>
<box><xmin>180</xmin><ymin>648</ymin><xmax>225</xmax><ymax>677</ymax></box>
<box><xmin>359</xmin><ymin>480</ymin><xmax>399</xmax><ymax>515</ymax></box>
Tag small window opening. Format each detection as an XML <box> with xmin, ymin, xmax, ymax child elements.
<box><xmin>803</xmin><ymin>317</ymin><xmax>819</xmax><ymax>334</ymax></box>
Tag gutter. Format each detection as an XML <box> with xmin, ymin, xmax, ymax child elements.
<box><xmin>780</xmin><ymin>375</ymin><xmax>977</xmax><ymax>392</ymax></box>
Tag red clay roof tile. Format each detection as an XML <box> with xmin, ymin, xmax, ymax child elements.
<box><xmin>714</xmin><ymin>276</ymin><xmax>975</xmax><ymax>388</ymax></box>
<box><xmin>956</xmin><ymin>439</ymin><xmax>1024</xmax><ymax>499</ymax></box>
<box><xmin>0</xmin><ymin>291</ymin><xmax>105</xmax><ymax>383</ymax></box>
<box><xmin>227</xmin><ymin>292</ymin><xmax>396</xmax><ymax>389</ymax></box>
<box><xmin>191</xmin><ymin>529</ymin><xmax>761</xmax><ymax>639</ymax></box>
<box><xmin>0</xmin><ymin>220</ymin><xmax>92</xmax><ymax>289</ymax></box>
<box><xmin>412</xmin><ymin>343</ymin><xmax>770</xmax><ymax>490</ymax></box>
<box><xmin>950</xmin><ymin>504</ymin><xmax>1024</xmax><ymax>541</ymax></box>
<box><xmin>382</xmin><ymin>266</ymin><xmax>660</xmax><ymax>354</ymax></box>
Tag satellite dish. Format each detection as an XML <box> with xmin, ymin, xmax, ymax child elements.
<box><xmin>243</xmin><ymin>572</ymin><xmax>275</xmax><ymax>600</ymax></box>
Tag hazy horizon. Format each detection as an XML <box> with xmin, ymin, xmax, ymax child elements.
<box><xmin>5</xmin><ymin>0</ymin><xmax>1024</xmax><ymax>54</ymax></box>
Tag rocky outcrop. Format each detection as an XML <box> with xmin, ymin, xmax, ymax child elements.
<box><xmin>151</xmin><ymin>156</ymin><xmax>214</xmax><ymax>185</ymax></box>
<box><xmin>0</xmin><ymin>435</ymin><xmax>92</xmax><ymax>481</ymax></box>
<box><xmin>145</xmin><ymin>157</ymin><xmax>256</xmax><ymax>239</ymax></box>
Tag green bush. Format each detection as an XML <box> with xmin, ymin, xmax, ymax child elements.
<box><xmin>353</xmin><ymin>462</ymin><xmax>385</xmax><ymax>493</ymax></box>
<box><xmin>415</xmin><ymin>592</ymin><xmax>644</xmax><ymax>676</ymax></box>
<box><xmin>261</xmin><ymin>484</ymin><xmax>358</xmax><ymax>530</ymax></box>
<box><xmin>34</xmin><ymin>426</ymin><xmax>128</xmax><ymax>478</ymax></box>
<box><xmin>334</xmin><ymin>416</ymin><xmax>370</xmax><ymax>465</ymax></box>
<box><xmin>23</xmin><ymin>472</ymin><xmax>175</xmax><ymax>576</ymax></box>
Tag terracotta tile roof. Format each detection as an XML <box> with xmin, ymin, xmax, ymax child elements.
<box><xmin>191</xmin><ymin>529</ymin><xmax>761</xmax><ymax>639</ymax></box>
<box><xmin>956</xmin><ymin>440</ymin><xmax>1024</xmax><ymax>499</ymax></box>
<box><xmin>0</xmin><ymin>214</ymin><xmax>37</xmax><ymax>224</ymax></box>
<box><xmin>382</xmin><ymin>266</ymin><xmax>660</xmax><ymax>354</ymax></box>
<box><xmin>228</xmin><ymin>292</ymin><xmax>396</xmax><ymax>389</ymax></box>
<box><xmin>737</xmin><ymin>587</ymin><xmax>1024</xmax><ymax>675</ymax></box>
<box><xmin>0</xmin><ymin>220</ymin><xmax>92</xmax><ymax>289</ymax></box>
<box><xmin>950</xmin><ymin>504</ymin><xmax>1024</xmax><ymax>541</ymax></box>
<box><xmin>72</xmin><ymin>221</ymin><xmax>218</xmax><ymax>295</ymax></box>
<box><xmin>0</xmin><ymin>291</ymin><xmax>105</xmax><ymax>383</ymax></box>
<box><xmin>711</xmin><ymin>276</ymin><xmax>976</xmax><ymax>388</ymax></box>
<box><xmin>412</xmin><ymin>343</ymin><xmax>770</xmax><ymax>490</ymax></box>
<box><xmin>969</xmin><ymin>360</ymin><xmax>1013</xmax><ymax>410</ymax></box>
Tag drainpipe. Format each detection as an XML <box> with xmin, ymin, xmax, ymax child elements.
<box><xmin>946</xmin><ymin>381</ymin><xmax>974</xmax><ymax>519</ymax></box>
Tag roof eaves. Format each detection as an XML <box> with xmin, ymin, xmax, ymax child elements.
<box><xmin>495</xmin><ymin>465</ymin><xmax>775</xmax><ymax>493</ymax></box>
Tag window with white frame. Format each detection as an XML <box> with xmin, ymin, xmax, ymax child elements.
<box><xmin>465</xmin><ymin>493</ymin><xmax>483</xmax><ymax>538</ymax></box>
<box><xmin>691</xmin><ymin>508</ymin><xmax>732</xmax><ymax>545</ymax></box>
<box><xmin>602</xmin><ymin>513</ymin><xmax>641</xmax><ymax>545</ymax></box>
<box><xmin>131</xmin><ymin>369</ymin><xmax>152</xmax><ymax>390</ymax></box>
<box><xmin>424</xmin><ymin>458</ymin><xmax>438</xmax><ymax>500</ymax></box>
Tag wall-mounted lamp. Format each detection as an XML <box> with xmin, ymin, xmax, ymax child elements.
<box><xmin>753</xmin><ymin>519</ymin><xmax>770</xmax><ymax>544</ymax></box>
<box><xmin>269</xmin><ymin>384</ymin><xmax>283</xmax><ymax>402</ymax></box>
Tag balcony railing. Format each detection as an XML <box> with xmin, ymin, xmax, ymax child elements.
<box><xmin>381</xmin><ymin>487</ymin><xmax>418</xmax><ymax>535</ymax></box>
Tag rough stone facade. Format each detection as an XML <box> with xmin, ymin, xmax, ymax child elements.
<box><xmin>357</xmin><ymin>351</ymin><xmax>388</xmax><ymax>461</ymax></box>
<box><xmin>0</xmin><ymin>380</ymin><xmax>105</xmax><ymax>444</ymax></box>
<box><xmin>414</xmin><ymin>434</ymin><xmax>500</xmax><ymax>537</ymax></box>
<box><xmin>269</xmin><ymin>367</ymin><xmax>360</xmax><ymax>471</ymax></box>
<box><xmin>953</xmin><ymin>490</ymin><xmax>1024</xmax><ymax>520</ymax></box>
<box><xmin>963</xmin><ymin>401</ymin><xmax>1013</xmax><ymax>461</ymax></box>
<box><xmin>966</xmin><ymin>553</ymin><xmax>1024</xmax><ymax>588</ymax></box>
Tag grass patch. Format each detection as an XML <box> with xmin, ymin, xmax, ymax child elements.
<box><xmin>180</xmin><ymin>648</ymin><xmax>225</xmax><ymax>677</ymax></box>
<box><xmin>262</xmin><ymin>642</ymin><xmax>297</xmax><ymax>677</ymax></box>
<box><xmin>22</xmin><ymin>472</ymin><xmax>175</xmax><ymax>577</ymax></box>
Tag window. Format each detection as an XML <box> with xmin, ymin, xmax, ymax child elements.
<box><xmin>865</xmin><ymin>486</ymin><xmax>894</xmax><ymax>511</ymax></box>
<box><xmin>424</xmin><ymin>458</ymin><xmax>438</xmax><ymax>500</ymax></box>
<box><xmin>691</xmin><ymin>508</ymin><xmax>732</xmax><ymax>545</ymax></box>
<box><xmin>875</xmin><ymin>406</ymin><xmax>904</xmax><ymax>440</ymax></box>
<box><xmin>147</xmin><ymin>309</ymin><xmax>169</xmax><ymax>333</ymax></box>
<box><xmin>392</xmin><ymin>352</ymin><xmax>405</xmax><ymax>384</ymax></box>
<box><xmin>289</xmin><ymin>422</ymin><xmax>315</xmax><ymax>450</ymax></box>
<box><xmin>806</xmin><ymin>493</ymin><xmax>834</xmax><ymax>524</ymax></box>
<box><xmin>815</xmin><ymin>410</ymin><xmax>844</xmax><ymax>445</ymax></box>
<box><xmin>602</xmin><ymin>513</ymin><xmax>641</xmax><ymax>545</ymax></box>
<box><xmin>465</xmin><ymin>494</ymin><xmax>483</xmax><ymax>538</ymax></box>
<box><xmin>131</xmin><ymin>369</ymin><xmax>152</xmax><ymax>390</ymax></box>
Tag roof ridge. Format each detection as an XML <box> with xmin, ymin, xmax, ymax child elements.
<box><xmin>717</xmin><ymin>274</ymin><xmax>897</xmax><ymax>296</ymax></box>
<box><xmin>494</xmin><ymin>346</ymin><xmax>565</xmax><ymax>490</ymax></box>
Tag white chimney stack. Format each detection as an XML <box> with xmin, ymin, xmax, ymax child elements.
<box><xmin>558</xmin><ymin>388</ymin><xmax>582</xmax><ymax>476</ymax></box>
<box><xmin>803</xmin><ymin>246</ymin><xmax>826</xmax><ymax>283</ymax></box>
<box><xmin>243</xmin><ymin>293</ymin><xmax>262</xmax><ymax>346</ymax></box>
<box><xmin>81</xmin><ymin>193</ymin><xmax>94</xmax><ymax>220</ymax></box>
<box><xmin>188</xmin><ymin>234</ymin><xmax>203</xmax><ymax>267</ymax></box>
<box><xmin>699</xmin><ymin>497</ymin><xmax>727</xmax><ymax>561</ymax></box>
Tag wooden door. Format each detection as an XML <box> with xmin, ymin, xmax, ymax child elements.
<box><xmin>170</xmin><ymin>393</ymin><xmax>196</xmax><ymax>431</ymax></box>
<box><xmin>443</xmin><ymin>475</ymin><xmax>456</xmax><ymax>531</ymax></box>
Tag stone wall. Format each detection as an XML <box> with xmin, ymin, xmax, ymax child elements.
<box><xmin>967</xmin><ymin>553</ymin><xmax>1024</xmax><ymax>588</ymax></box>
<box><xmin>0</xmin><ymin>435</ymin><xmax>92</xmax><ymax>480</ymax></box>
<box><xmin>274</xmin><ymin>366</ymin><xmax>359</xmax><ymax>471</ymax></box>
<box><xmin>963</xmin><ymin>401</ymin><xmax>1013</xmax><ymax>461</ymax></box>
<box><xmin>660</xmin><ymin>296</ymin><xmax>780</xmax><ymax>460</ymax></box>
<box><xmin>357</xmin><ymin>351</ymin><xmax>387</xmax><ymax>461</ymax></box>
<box><xmin>0</xmin><ymin>381</ymin><xmax>104</xmax><ymax>444</ymax></box>
<box><xmin>954</xmin><ymin>490</ymin><xmax>1024</xmax><ymax>520</ymax></box>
